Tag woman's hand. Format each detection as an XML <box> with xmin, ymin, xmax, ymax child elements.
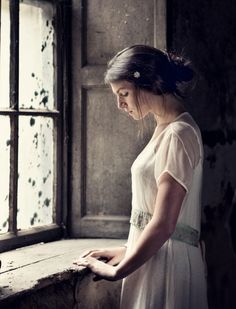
<box><xmin>77</xmin><ymin>246</ymin><xmax>127</xmax><ymax>266</ymax></box>
<box><xmin>73</xmin><ymin>246</ymin><xmax>127</xmax><ymax>281</ymax></box>
<box><xmin>73</xmin><ymin>256</ymin><xmax>118</xmax><ymax>281</ymax></box>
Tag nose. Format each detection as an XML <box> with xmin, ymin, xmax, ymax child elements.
<box><xmin>117</xmin><ymin>96</ymin><xmax>126</xmax><ymax>110</ymax></box>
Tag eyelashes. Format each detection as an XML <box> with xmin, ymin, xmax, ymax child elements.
<box><xmin>119</xmin><ymin>91</ymin><xmax>129</xmax><ymax>97</ymax></box>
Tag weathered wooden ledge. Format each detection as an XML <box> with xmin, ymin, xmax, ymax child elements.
<box><xmin>0</xmin><ymin>239</ymin><xmax>124</xmax><ymax>308</ymax></box>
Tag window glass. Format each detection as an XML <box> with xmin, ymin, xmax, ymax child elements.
<box><xmin>0</xmin><ymin>0</ymin><xmax>10</xmax><ymax>108</ymax></box>
<box><xmin>19</xmin><ymin>1</ymin><xmax>55</xmax><ymax>110</ymax></box>
<box><xmin>0</xmin><ymin>116</ymin><xmax>10</xmax><ymax>233</ymax></box>
<box><xmin>17</xmin><ymin>116</ymin><xmax>54</xmax><ymax>229</ymax></box>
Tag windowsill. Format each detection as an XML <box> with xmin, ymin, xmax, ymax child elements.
<box><xmin>0</xmin><ymin>238</ymin><xmax>125</xmax><ymax>305</ymax></box>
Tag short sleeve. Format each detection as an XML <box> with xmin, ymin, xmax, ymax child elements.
<box><xmin>154</xmin><ymin>125</ymin><xmax>201</xmax><ymax>192</ymax></box>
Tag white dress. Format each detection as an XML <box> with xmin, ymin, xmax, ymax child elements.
<box><xmin>120</xmin><ymin>112</ymin><xmax>208</xmax><ymax>309</ymax></box>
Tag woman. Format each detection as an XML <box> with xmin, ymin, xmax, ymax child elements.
<box><xmin>74</xmin><ymin>45</ymin><xmax>208</xmax><ymax>309</ymax></box>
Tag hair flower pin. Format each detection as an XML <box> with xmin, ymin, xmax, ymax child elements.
<box><xmin>133</xmin><ymin>71</ymin><xmax>140</xmax><ymax>78</ymax></box>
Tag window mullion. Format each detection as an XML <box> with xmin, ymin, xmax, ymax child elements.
<box><xmin>55</xmin><ymin>0</ymin><xmax>71</xmax><ymax>233</ymax></box>
<box><xmin>9</xmin><ymin>116</ymin><xmax>18</xmax><ymax>234</ymax></box>
<box><xmin>8</xmin><ymin>0</ymin><xmax>19</xmax><ymax>234</ymax></box>
<box><xmin>9</xmin><ymin>0</ymin><xmax>19</xmax><ymax>109</ymax></box>
<box><xmin>54</xmin><ymin>1</ymin><xmax>64</xmax><ymax>227</ymax></box>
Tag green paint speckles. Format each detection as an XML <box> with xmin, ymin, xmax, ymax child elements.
<box><xmin>30</xmin><ymin>213</ymin><xmax>38</xmax><ymax>226</ymax></box>
<box><xmin>30</xmin><ymin>117</ymin><xmax>35</xmax><ymax>126</ymax></box>
<box><xmin>38</xmin><ymin>191</ymin><xmax>42</xmax><ymax>197</ymax></box>
<box><xmin>2</xmin><ymin>219</ymin><xmax>8</xmax><ymax>228</ymax></box>
<box><xmin>40</xmin><ymin>88</ymin><xmax>46</xmax><ymax>95</ymax></box>
<box><xmin>41</xmin><ymin>42</ymin><xmax>47</xmax><ymax>52</ymax></box>
<box><xmin>41</xmin><ymin>22</ymin><xmax>53</xmax><ymax>53</ymax></box>
<box><xmin>41</xmin><ymin>96</ymin><xmax>48</xmax><ymax>106</ymax></box>
<box><xmin>33</xmin><ymin>133</ymin><xmax>39</xmax><ymax>148</ymax></box>
<box><xmin>44</xmin><ymin>198</ymin><xmax>51</xmax><ymax>207</ymax></box>
<box><xmin>43</xmin><ymin>170</ymin><xmax>51</xmax><ymax>184</ymax></box>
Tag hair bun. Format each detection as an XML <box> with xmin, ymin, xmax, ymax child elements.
<box><xmin>168</xmin><ymin>53</ymin><xmax>194</xmax><ymax>83</ymax></box>
<box><xmin>105</xmin><ymin>45</ymin><xmax>195</xmax><ymax>99</ymax></box>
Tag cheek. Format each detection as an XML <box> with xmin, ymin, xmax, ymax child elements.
<box><xmin>136</xmin><ymin>103</ymin><xmax>150</xmax><ymax>119</ymax></box>
<box><xmin>142</xmin><ymin>104</ymin><xmax>150</xmax><ymax>114</ymax></box>
<box><xmin>130</xmin><ymin>96</ymin><xmax>140</xmax><ymax>109</ymax></box>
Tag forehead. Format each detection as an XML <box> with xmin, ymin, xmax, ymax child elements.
<box><xmin>110</xmin><ymin>80</ymin><xmax>134</xmax><ymax>93</ymax></box>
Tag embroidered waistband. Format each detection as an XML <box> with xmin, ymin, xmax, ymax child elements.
<box><xmin>130</xmin><ymin>208</ymin><xmax>199</xmax><ymax>247</ymax></box>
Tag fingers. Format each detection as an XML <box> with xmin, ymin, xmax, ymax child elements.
<box><xmin>80</xmin><ymin>249</ymin><xmax>108</xmax><ymax>259</ymax></box>
<box><xmin>73</xmin><ymin>248</ymin><xmax>116</xmax><ymax>270</ymax></box>
<box><xmin>73</xmin><ymin>257</ymin><xmax>88</xmax><ymax>267</ymax></box>
<box><xmin>80</xmin><ymin>250</ymin><xmax>96</xmax><ymax>258</ymax></box>
<box><xmin>73</xmin><ymin>250</ymin><xmax>105</xmax><ymax>268</ymax></box>
<box><xmin>73</xmin><ymin>256</ymin><xmax>96</xmax><ymax>267</ymax></box>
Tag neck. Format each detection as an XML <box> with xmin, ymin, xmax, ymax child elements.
<box><xmin>150</xmin><ymin>94</ymin><xmax>186</xmax><ymax>125</ymax></box>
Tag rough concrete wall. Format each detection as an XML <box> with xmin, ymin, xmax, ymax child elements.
<box><xmin>169</xmin><ymin>1</ymin><xmax>236</xmax><ymax>308</ymax></box>
<box><xmin>1</xmin><ymin>273</ymin><xmax>121</xmax><ymax>309</ymax></box>
<box><xmin>2</xmin><ymin>279</ymin><xmax>76</xmax><ymax>309</ymax></box>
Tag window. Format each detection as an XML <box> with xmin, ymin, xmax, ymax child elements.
<box><xmin>0</xmin><ymin>0</ymin><xmax>71</xmax><ymax>252</ymax></box>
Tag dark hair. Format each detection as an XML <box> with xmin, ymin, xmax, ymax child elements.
<box><xmin>105</xmin><ymin>45</ymin><xmax>195</xmax><ymax>99</ymax></box>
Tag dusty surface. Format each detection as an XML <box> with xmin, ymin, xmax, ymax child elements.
<box><xmin>0</xmin><ymin>238</ymin><xmax>124</xmax><ymax>305</ymax></box>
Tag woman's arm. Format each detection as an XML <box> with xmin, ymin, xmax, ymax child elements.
<box><xmin>74</xmin><ymin>172</ymin><xmax>186</xmax><ymax>280</ymax></box>
<box><xmin>114</xmin><ymin>172</ymin><xmax>186</xmax><ymax>279</ymax></box>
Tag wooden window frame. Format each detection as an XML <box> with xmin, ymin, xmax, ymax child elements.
<box><xmin>0</xmin><ymin>0</ymin><xmax>71</xmax><ymax>253</ymax></box>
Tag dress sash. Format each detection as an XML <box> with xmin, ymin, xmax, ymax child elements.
<box><xmin>130</xmin><ymin>208</ymin><xmax>199</xmax><ymax>247</ymax></box>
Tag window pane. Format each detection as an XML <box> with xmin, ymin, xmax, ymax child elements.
<box><xmin>0</xmin><ymin>116</ymin><xmax>10</xmax><ymax>233</ymax></box>
<box><xmin>17</xmin><ymin>116</ymin><xmax>54</xmax><ymax>230</ymax></box>
<box><xmin>0</xmin><ymin>0</ymin><xmax>10</xmax><ymax>108</ymax></box>
<box><xmin>19</xmin><ymin>1</ymin><xmax>55</xmax><ymax>110</ymax></box>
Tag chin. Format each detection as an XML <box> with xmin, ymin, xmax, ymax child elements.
<box><xmin>130</xmin><ymin>110</ymin><xmax>148</xmax><ymax>120</ymax></box>
<box><xmin>132</xmin><ymin>115</ymin><xmax>140</xmax><ymax>120</ymax></box>
<box><xmin>135</xmin><ymin>113</ymin><xmax>148</xmax><ymax>121</ymax></box>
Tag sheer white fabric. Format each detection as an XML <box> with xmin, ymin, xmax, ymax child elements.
<box><xmin>120</xmin><ymin>112</ymin><xmax>208</xmax><ymax>309</ymax></box>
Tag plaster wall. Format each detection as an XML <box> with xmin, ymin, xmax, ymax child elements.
<box><xmin>169</xmin><ymin>1</ymin><xmax>236</xmax><ymax>308</ymax></box>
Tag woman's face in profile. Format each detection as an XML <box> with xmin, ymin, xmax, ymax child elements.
<box><xmin>110</xmin><ymin>80</ymin><xmax>150</xmax><ymax>120</ymax></box>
